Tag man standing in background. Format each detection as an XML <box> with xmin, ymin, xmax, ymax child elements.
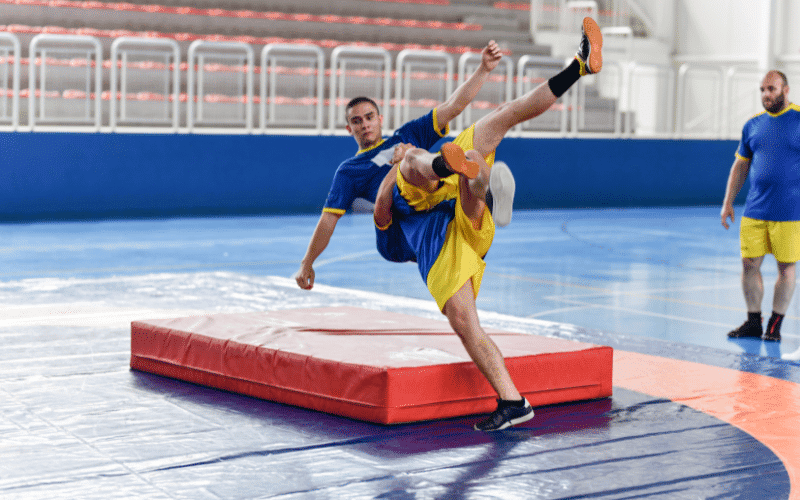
<box><xmin>721</xmin><ymin>70</ymin><xmax>800</xmax><ymax>345</ymax></box>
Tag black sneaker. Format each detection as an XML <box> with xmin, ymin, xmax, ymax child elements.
<box><xmin>474</xmin><ymin>398</ymin><xmax>534</xmax><ymax>431</ymax></box>
<box><xmin>727</xmin><ymin>320</ymin><xmax>762</xmax><ymax>338</ymax></box>
<box><xmin>763</xmin><ymin>314</ymin><xmax>783</xmax><ymax>342</ymax></box>
<box><xmin>576</xmin><ymin>17</ymin><xmax>603</xmax><ymax>75</ymax></box>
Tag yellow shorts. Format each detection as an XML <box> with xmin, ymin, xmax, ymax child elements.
<box><xmin>426</xmin><ymin>181</ymin><xmax>495</xmax><ymax>310</ymax></box>
<box><xmin>396</xmin><ymin>124</ymin><xmax>496</xmax><ymax>212</ymax></box>
<box><xmin>740</xmin><ymin>217</ymin><xmax>800</xmax><ymax>263</ymax></box>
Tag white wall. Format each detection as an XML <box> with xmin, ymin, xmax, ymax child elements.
<box><xmin>673</xmin><ymin>0</ymin><xmax>766</xmax><ymax>63</ymax></box>
<box><xmin>780</xmin><ymin>0</ymin><xmax>800</xmax><ymax>71</ymax></box>
<box><xmin>637</xmin><ymin>0</ymin><xmax>800</xmax><ymax>136</ymax></box>
<box><xmin>669</xmin><ymin>0</ymin><xmax>800</xmax><ymax>68</ymax></box>
<box><xmin>532</xmin><ymin>0</ymin><xmax>798</xmax><ymax>136</ymax></box>
<box><xmin>633</xmin><ymin>0</ymin><xmax>676</xmax><ymax>46</ymax></box>
<box><xmin>775</xmin><ymin>0</ymin><xmax>796</xmax><ymax>56</ymax></box>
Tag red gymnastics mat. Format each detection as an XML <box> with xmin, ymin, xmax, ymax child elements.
<box><xmin>130</xmin><ymin>307</ymin><xmax>613</xmax><ymax>424</ymax></box>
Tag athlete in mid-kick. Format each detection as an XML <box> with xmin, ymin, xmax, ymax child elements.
<box><xmin>372</xmin><ymin>18</ymin><xmax>603</xmax><ymax>430</ymax></box>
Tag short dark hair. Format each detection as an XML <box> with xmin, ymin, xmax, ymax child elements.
<box><xmin>346</xmin><ymin>97</ymin><xmax>380</xmax><ymax>114</ymax></box>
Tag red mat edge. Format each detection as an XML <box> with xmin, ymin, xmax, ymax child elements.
<box><xmin>130</xmin><ymin>349</ymin><xmax>613</xmax><ymax>424</ymax></box>
<box><xmin>130</xmin><ymin>316</ymin><xmax>613</xmax><ymax>424</ymax></box>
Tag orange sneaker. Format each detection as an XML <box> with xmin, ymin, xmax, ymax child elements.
<box><xmin>440</xmin><ymin>142</ymin><xmax>479</xmax><ymax>180</ymax></box>
<box><xmin>576</xmin><ymin>17</ymin><xmax>603</xmax><ymax>75</ymax></box>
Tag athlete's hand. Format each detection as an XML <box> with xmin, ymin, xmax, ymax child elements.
<box><xmin>721</xmin><ymin>204</ymin><xmax>735</xmax><ymax>230</ymax></box>
<box><xmin>391</xmin><ymin>143</ymin><xmax>415</xmax><ymax>166</ymax></box>
<box><xmin>481</xmin><ymin>40</ymin><xmax>503</xmax><ymax>73</ymax></box>
<box><xmin>294</xmin><ymin>263</ymin><xmax>315</xmax><ymax>290</ymax></box>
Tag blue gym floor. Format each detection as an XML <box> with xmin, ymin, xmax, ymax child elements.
<box><xmin>2</xmin><ymin>206</ymin><xmax>800</xmax><ymax>499</ymax></box>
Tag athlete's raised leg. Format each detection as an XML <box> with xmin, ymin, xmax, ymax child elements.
<box><xmin>472</xmin><ymin>17</ymin><xmax>603</xmax><ymax>157</ymax></box>
<box><xmin>398</xmin><ymin>143</ymin><xmax>480</xmax><ymax>190</ymax></box>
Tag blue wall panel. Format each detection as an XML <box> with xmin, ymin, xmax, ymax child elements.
<box><xmin>0</xmin><ymin>132</ymin><xmax>741</xmax><ymax>221</ymax></box>
<box><xmin>495</xmin><ymin>137</ymin><xmax>739</xmax><ymax>208</ymax></box>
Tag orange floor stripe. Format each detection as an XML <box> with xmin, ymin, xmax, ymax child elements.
<box><xmin>614</xmin><ymin>350</ymin><xmax>800</xmax><ymax>499</ymax></box>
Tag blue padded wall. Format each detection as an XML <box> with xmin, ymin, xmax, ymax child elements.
<box><xmin>0</xmin><ymin>132</ymin><xmax>741</xmax><ymax>221</ymax></box>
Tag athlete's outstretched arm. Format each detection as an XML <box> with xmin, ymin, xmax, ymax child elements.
<box><xmin>294</xmin><ymin>211</ymin><xmax>342</xmax><ymax>289</ymax></box>
<box><xmin>721</xmin><ymin>156</ymin><xmax>750</xmax><ymax>229</ymax></box>
<box><xmin>435</xmin><ymin>41</ymin><xmax>502</xmax><ymax>126</ymax></box>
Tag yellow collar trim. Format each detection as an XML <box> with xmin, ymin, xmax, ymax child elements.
<box><xmin>766</xmin><ymin>102</ymin><xmax>798</xmax><ymax>117</ymax></box>
<box><xmin>357</xmin><ymin>138</ymin><xmax>385</xmax><ymax>155</ymax></box>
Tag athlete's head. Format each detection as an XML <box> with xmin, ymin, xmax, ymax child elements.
<box><xmin>345</xmin><ymin>97</ymin><xmax>383</xmax><ymax>150</ymax></box>
<box><xmin>760</xmin><ymin>70</ymin><xmax>789</xmax><ymax>114</ymax></box>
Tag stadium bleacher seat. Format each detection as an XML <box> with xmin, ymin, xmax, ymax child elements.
<box><xmin>0</xmin><ymin>0</ymin><xmax>549</xmax><ymax>58</ymax></box>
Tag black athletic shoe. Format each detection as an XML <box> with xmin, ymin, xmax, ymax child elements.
<box><xmin>474</xmin><ymin>398</ymin><xmax>534</xmax><ymax>431</ymax></box>
<box><xmin>727</xmin><ymin>320</ymin><xmax>762</xmax><ymax>338</ymax></box>
<box><xmin>762</xmin><ymin>323</ymin><xmax>781</xmax><ymax>342</ymax></box>
<box><xmin>576</xmin><ymin>17</ymin><xmax>603</xmax><ymax>75</ymax></box>
<box><xmin>763</xmin><ymin>314</ymin><xmax>783</xmax><ymax>342</ymax></box>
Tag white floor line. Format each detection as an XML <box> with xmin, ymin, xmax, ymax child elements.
<box><xmin>315</xmin><ymin>249</ymin><xmax>379</xmax><ymax>267</ymax></box>
<box><xmin>542</xmin><ymin>296</ymin><xmax>799</xmax><ymax>338</ymax></box>
<box><xmin>526</xmin><ymin>304</ymin><xmax>605</xmax><ymax>318</ymax></box>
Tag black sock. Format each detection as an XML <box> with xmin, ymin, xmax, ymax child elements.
<box><xmin>547</xmin><ymin>59</ymin><xmax>581</xmax><ymax>98</ymax></box>
<box><xmin>767</xmin><ymin>312</ymin><xmax>784</xmax><ymax>335</ymax></box>
<box><xmin>431</xmin><ymin>155</ymin><xmax>451</xmax><ymax>178</ymax></box>
<box><xmin>498</xmin><ymin>398</ymin><xmax>525</xmax><ymax>409</ymax></box>
<box><xmin>747</xmin><ymin>311</ymin><xmax>762</xmax><ymax>324</ymax></box>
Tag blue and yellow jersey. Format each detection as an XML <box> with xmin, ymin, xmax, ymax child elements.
<box><xmin>737</xmin><ymin>103</ymin><xmax>800</xmax><ymax>221</ymax></box>
<box><xmin>377</xmin><ymin>122</ymin><xmax>500</xmax><ymax>310</ymax></box>
<box><xmin>322</xmin><ymin>110</ymin><xmax>448</xmax><ymax>216</ymax></box>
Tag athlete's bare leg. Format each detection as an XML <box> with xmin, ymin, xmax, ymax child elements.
<box><xmin>742</xmin><ymin>256</ymin><xmax>765</xmax><ymax>313</ymax></box>
<box><xmin>471</xmin><ymin>83</ymin><xmax>558</xmax><ymax>157</ymax></box>
<box><xmin>397</xmin><ymin>147</ymin><xmax>444</xmax><ymax>191</ymax></box>
<box><xmin>774</xmin><ymin>261</ymin><xmax>796</xmax><ymax>315</ymax></box>
<box><xmin>443</xmin><ymin>278</ymin><xmax>521</xmax><ymax>401</ymax></box>
<box><xmin>471</xmin><ymin>16</ymin><xmax>603</xmax><ymax>157</ymax></box>
<box><xmin>460</xmin><ymin>150</ymin><xmax>491</xmax><ymax>224</ymax></box>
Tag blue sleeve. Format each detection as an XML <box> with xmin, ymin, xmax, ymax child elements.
<box><xmin>737</xmin><ymin>121</ymin><xmax>753</xmax><ymax>160</ymax></box>
<box><xmin>323</xmin><ymin>164</ymin><xmax>358</xmax><ymax>214</ymax></box>
<box><xmin>395</xmin><ymin>110</ymin><xmax>448</xmax><ymax>151</ymax></box>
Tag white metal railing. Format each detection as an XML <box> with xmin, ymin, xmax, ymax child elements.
<box><xmin>529</xmin><ymin>0</ymin><xmax>656</xmax><ymax>40</ymax></box>
<box><xmin>601</xmin><ymin>26</ymin><xmax>634</xmax><ymax>62</ymax></box>
<box><xmin>676</xmin><ymin>63</ymin><xmax>724</xmax><ymax>138</ymax></box>
<box><xmin>627</xmin><ymin>62</ymin><xmax>674</xmax><ymax>137</ymax></box>
<box><xmin>260</xmin><ymin>43</ymin><xmax>324</xmax><ymax>133</ymax></box>
<box><xmin>187</xmin><ymin>40</ymin><xmax>254</xmax><ymax>133</ymax></box>
<box><xmin>723</xmin><ymin>66</ymin><xmax>766</xmax><ymax>140</ymax></box>
<box><xmin>394</xmin><ymin>49</ymin><xmax>453</xmax><ymax>130</ymax></box>
<box><xmin>456</xmin><ymin>52</ymin><xmax>514</xmax><ymax>132</ymax></box>
<box><xmin>0</xmin><ymin>31</ymin><xmax>784</xmax><ymax>139</ymax></box>
<box><xmin>28</xmin><ymin>34</ymin><xmax>102</xmax><ymax>131</ymax></box>
<box><xmin>516</xmin><ymin>55</ymin><xmax>569</xmax><ymax>134</ymax></box>
<box><xmin>0</xmin><ymin>32</ymin><xmax>20</xmax><ymax>130</ymax></box>
<box><xmin>110</xmin><ymin>37</ymin><xmax>180</xmax><ymax>132</ymax></box>
<box><xmin>329</xmin><ymin>45</ymin><xmax>391</xmax><ymax>133</ymax></box>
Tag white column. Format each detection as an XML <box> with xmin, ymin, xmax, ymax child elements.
<box><xmin>758</xmin><ymin>0</ymin><xmax>778</xmax><ymax>72</ymax></box>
